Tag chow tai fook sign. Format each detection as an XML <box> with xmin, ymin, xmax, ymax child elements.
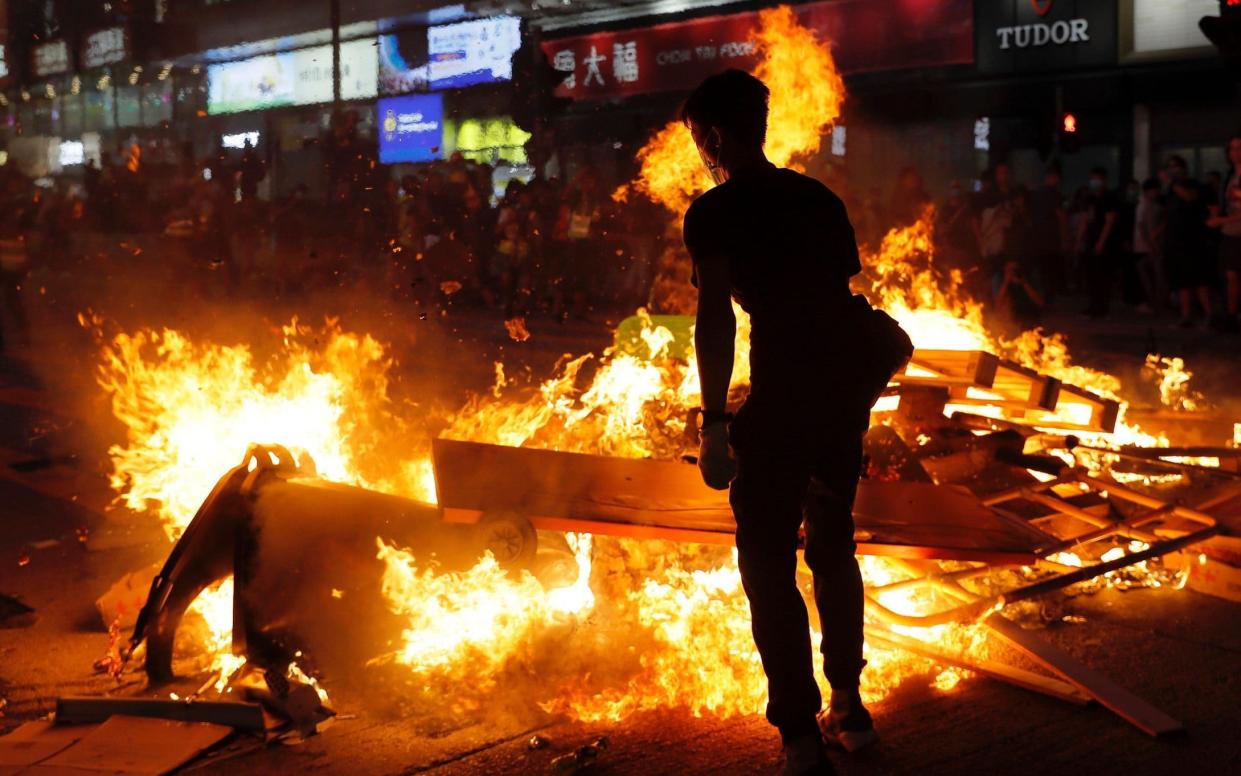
<box><xmin>541</xmin><ymin>0</ymin><xmax>973</xmax><ymax>100</ymax></box>
<box><xmin>976</xmin><ymin>0</ymin><xmax>1118</xmax><ymax>74</ymax></box>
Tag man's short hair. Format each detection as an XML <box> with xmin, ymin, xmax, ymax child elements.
<box><xmin>1167</xmin><ymin>155</ymin><xmax>1188</xmax><ymax>169</ymax></box>
<box><xmin>1090</xmin><ymin>166</ymin><xmax>1108</xmax><ymax>178</ymax></box>
<box><xmin>681</xmin><ymin>69</ymin><xmax>770</xmax><ymax>147</ymax></box>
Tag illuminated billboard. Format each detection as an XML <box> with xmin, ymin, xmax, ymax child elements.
<box><xmin>207</xmin><ymin>38</ymin><xmax>378</xmax><ymax>114</ymax></box>
<box><xmin>428</xmin><ymin>16</ymin><xmax>521</xmax><ymax>89</ymax></box>
<box><xmin>380</xmin><ymin>16</ymin><xmax>521</xmax><ymax>95</ymax></box>
<box><xmin>378</xmin><ymin>93</ymin><xmax>443</xmax><ymax>164</ymax></box>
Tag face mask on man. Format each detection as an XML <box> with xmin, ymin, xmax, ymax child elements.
<box><xmin>1088</xmin><ymin>178</ymin><xmax>1105</xmax><ymax>193</ymax></box>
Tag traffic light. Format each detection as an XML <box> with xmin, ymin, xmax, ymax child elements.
<box><xmin>1060</xmin><ymin>112</ymin><xmax>1080</xmax><ymax>153</ymax></box>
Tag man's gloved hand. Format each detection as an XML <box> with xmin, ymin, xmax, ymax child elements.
<box><xmin>698</xmin><ymin>422</ymin><xmax>736</xmax><ymax>490</ymax></box>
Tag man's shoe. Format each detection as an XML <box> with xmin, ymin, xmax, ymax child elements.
<box><xmin>818</xmin><ymin>696</ymin><xmax>878</xmax><ymax>753</ymax></box>
<box><xmin>782</xmin><ymin>733</ymin><xmax>835</xmax><ymax>775</ymax></box>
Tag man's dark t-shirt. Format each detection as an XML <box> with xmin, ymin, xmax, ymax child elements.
<box><xmin>683</xmin><ymin>163</ymin><xmax>862</xmax><ymax>414</ymax></box>
<box><xmin>1083</xmin><ymin>190</ymin><xmax>1121</xmax><ymax>256</ymax></box>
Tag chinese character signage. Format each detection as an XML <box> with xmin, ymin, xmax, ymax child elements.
<box><xmin>33</xmin><ymin>40</ymin><xmax>70</xmax><ymax>77</ymax></box>
<box><xmin>379</xmin><ymin>93</ymin><xmax>444</xmax><ymax>163</ymax></box>
<box><xmin>541</xmin><ymin>0</ymin><xmax>973</xmax><ymax>100</ymax></box>
<box><xmin>83</xmin><ymin>27</ymin><xmax>128</xmax><ymax>69</ymax></box>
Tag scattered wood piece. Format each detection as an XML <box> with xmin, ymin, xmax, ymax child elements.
<box><xmin>984</xmin><ymin>614</ymin><xmax>1184</xmax><ymax>738</ymax></box>
<box><xmin>865</xmin><ymin>626</ymin><xmax>1090</xmax><ymax>706</ymax></box>
<box><xmin>54</xmin><ymin>697</ymin><xmax>265</xmax><ymax>732</ymax></box>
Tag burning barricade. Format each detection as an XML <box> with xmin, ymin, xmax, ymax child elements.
<box><xmin>6</xmin><ymin>5</ymin><xmax>1238</xmax><ymax>771</ymax></box>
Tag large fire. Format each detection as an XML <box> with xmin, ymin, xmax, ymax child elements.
<box><xmin>617</xmin><ymin>5</ymin><xmax>844</xmax><ymax>213</ymax></box>
<box><xmin>90</xmin><ymin>6</ymin><xmax>1200</xmax><ymax>727</ymax></box>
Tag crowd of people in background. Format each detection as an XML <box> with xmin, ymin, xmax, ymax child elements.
<box><xmin>3</xmin><ymin>115</ymin><xmax>1241</xmax><ymax>351</ymax></box>
<box><xmin>927</xmin><ymin>142</ymin><xmax>1241</xmax><ymax>334</ymax></box>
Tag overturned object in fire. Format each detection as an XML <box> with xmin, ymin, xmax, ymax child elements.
<box><xmin>124</xmin><ymin>397</ymin><xmax>1234</xmax><ymax>741</ymax></box>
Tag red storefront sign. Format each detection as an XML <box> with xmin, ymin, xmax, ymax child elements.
<box><xmin>541</xmin><ymin>0</ymin><xmax>974</xmax><ymax>100</ymax></box>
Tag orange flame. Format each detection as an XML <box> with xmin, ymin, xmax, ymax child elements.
<box><xmin>92</xmin><ymin>3</ymin><xmax>1196</xmax><ymax>728</ymax></box>
<box><xmin>619</xmin><ymin>5</ymin><xmax>845</xmax><ymax>214</ymax></box>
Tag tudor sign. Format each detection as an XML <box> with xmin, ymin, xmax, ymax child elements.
<box><xmin>977</xmin><ymin>0</ymin><xmax>1117</xmax><ymax>74</ymax></box>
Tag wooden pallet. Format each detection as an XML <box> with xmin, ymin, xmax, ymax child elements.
<box><xmin>893</xmin><ymin>349</ymin><xmax>1117</xmax><ymax>433</ymax></box>
<box><xmin>432</xmin><ymin>438</ymin><xmax>1050</xmax><ymax>564</ymax></box>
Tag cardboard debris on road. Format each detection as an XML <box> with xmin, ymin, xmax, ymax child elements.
<box><xmin>1164</xmin><ymin>535</ymin><xmax>1241</xmax><ymax>603</ymax></box>
<box><xmin>0</xmin><ymin>720</ymin><xmax>88</xmax><ymax>770</ymax></box>
<box><xmin>39</xmin><ymin>714</ymin><xmax>231</xmax><ymax>775</ymax></box>
<box><xmin>96</xmin><ymin>563</ymin><xmax>162</xmax><ymax>631</ymax></box>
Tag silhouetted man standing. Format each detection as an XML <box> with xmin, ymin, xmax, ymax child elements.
<box><xmin>684</xmin><ymin>70</ymin><xmax>904</xmax><ymax>775</ymax></box>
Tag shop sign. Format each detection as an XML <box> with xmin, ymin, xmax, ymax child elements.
<box><xmin>207</xmin><ymin>38</ymin><xmax>378</xmax><ymax>115</ymax></box>
<box><xmin>33</xmin><ymin>40</ymin><xmax>70</xmax><ymax>77</ymax></box>
<box><xmin>221</xmin><ymin>130</ymin><xmax>260</xmax><ymax>149</ymax></box>
<box><xmin>82</xmin><ymin>27</ymin><xmax>128</xmax><ymax>69</ymax></box>
<box><xmin>378</xmin><ymin>93</ymin><xmax>444</xmax><ymax>163</ymax></box>
<box><xmin>976</xmin><ymin>0</ymin><xmax>1117</xmax><ymax>74</ymax></box>
<box><xmin>541</xmin><ymin>0</ymin><xmax>973</xmax><ymax>100</ymax></box>
<box><xmin>58</xmin><ymin>140</ymin><xmax>84</xmax><ymax>167</ymax></box>
<box><xmin>1129</xmin><ymin>0</ymin><xmax>1215</xmax><ymax>58</ymax></box>
<box><xmin>0</xmin><ymin>44</ymin><xmax>9</xmax><ymax>79</ymax></box>
<box><xmin>428</xmin><ymin>16</ymin><xmax>522</xmax><ymax>90</ymax></box>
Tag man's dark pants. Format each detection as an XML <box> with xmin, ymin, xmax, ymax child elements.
<box><xmin>729</xmin><ymin>402</ymin><xmax>868</xmax><ymax>742</ymax></box>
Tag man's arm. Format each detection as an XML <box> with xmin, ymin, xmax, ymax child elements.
<box><xmin>694</xmin><ymin>254</ymin><xmax>735</xmax><ymax>414</ymax></box>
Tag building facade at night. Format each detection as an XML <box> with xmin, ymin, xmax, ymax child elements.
<box><xmin>0</xmin><ymin>0</ymin><xmax>1233</xmax><ymax>199</ymax></box>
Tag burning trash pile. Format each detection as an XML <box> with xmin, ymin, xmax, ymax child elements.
<box><xmin>11</xmin><ymin>5</ymin><xmax>1237</xmax><ymax>765</ymax></box>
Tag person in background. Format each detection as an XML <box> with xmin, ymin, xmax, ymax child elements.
<box><xmin>888</xmin><ymin>166</ymin><xmax>931</xmax><ymax>228</ymax></box>
<box><xmin>977</xmin><ymin>163</ymin><xmax>1016</xmax><ymax>299</ymax></box>
<box><xmin>1134</xmin><ymin>178</ymin><xmax>1166</xmax><ymax>316</ymax></box>
<box><xmin>492</xmin><ymin>218</ymin><xmax>532</xmax><ymax>319</ymax></box>
<box><xmin>995</xmin><ymin>258</ymin><xmax>1046</xmax><ymax>333</ymax></box>
<box><xmin>1026</xmin><ymin>165</ymin><xmax>1068</xmax><ymax>303</ymax></box>
<box><xmin>1163</xmin><ymin>155</ymin><xmax>1215</xmax><ymax>327</ymax></box>
<box><xmin>1076</xmin><ymin>167</ymin><xmax>1120</xmax><ymax>318</ymax></box>
<box><xmin>1207</xmin><ymin>133</ymin><xmax>1241</xmax><ymax>331</ymax></box>
<box><xmin>851</xmin><ymin>187</ymin><xmax>885</xmax><ymax>249</ymax></box>
<box><xmin>1118</xmin><ymin>179</ymin><xmax>1145</xmax><ymax>308</ymax></box>
<box><xmin>555</xmin><ymin>166</ymin><xmax>604</xmax><ymax>320</ymax></box>
<box><xmin>933</xmin><ymin>180</ymin><xmax>980</xmax><ymax>280</ymax></box>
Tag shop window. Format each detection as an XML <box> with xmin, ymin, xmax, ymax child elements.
<box><xmin>443</xmin><ymin>116</ymin><xmax>532</xmax><ymax>166</ymax></box>
<box><xmin>32</xmin><ymin>100</ymin><xmax>54</xmax><ymax>135</ymax></box>
<box><xmin>142</xmin><ymin>80</ymin><xmax>173</xmax><ymax>127</ymax></box>
<box><xmin>84</xmin><ymin>88</ymin><xmax>114</xmax><ymax>132</ymax></box>
<box><xmin>116</xmin><ymin>85</ymin><xmax>141</xmax><ymax>127</ymax></box>
<box><xmin>17</xmin><ymin>104</ymin><xmax>34</xmax><ymax>133</ymax></box>
<box><xmin>61</xmin><ymin>93</ymin><xmax>84</xmax><ymax>137</ymax></box>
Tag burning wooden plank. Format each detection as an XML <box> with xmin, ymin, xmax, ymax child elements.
<box><xmin>432</xmin><ymin>438</ymin><xmax>1051</xmax><ymax>564</ymax></box>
